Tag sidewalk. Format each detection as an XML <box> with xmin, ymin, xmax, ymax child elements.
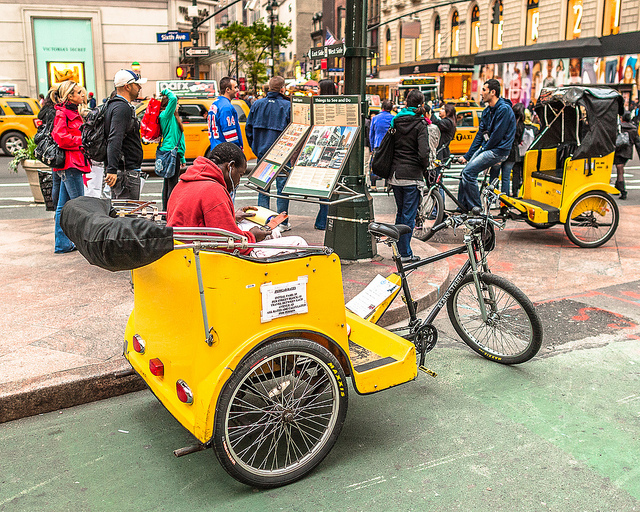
<box><xmin>0</xmin><ymin>212</ymin><xmax>450</xmax><ymax>423</ymax></box>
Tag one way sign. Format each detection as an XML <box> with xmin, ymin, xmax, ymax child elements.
<box><xmin>184</xmin><ymin>46</ymin><xmax>210</xmax><ymax>58</ymax></box>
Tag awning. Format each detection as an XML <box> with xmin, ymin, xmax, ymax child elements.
<box><xmin>474</xmin><ymin>37</ymin><xmax>601</xmax><ymax>65</ymax></box>
<box><xmin>197</xmin><ymin>49</ymin><xmax>233</xmax><ymax>66</ymax></box>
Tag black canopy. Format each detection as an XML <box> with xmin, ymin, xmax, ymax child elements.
<box><xmin>532</xmin><ymin>86</ymin><xmax>624</xmax><ymax>160</ymax></box>
<box><xmin>60</xmin><ymin>197</ymin><xmax>174</xmax><ymax>272</ymax></box>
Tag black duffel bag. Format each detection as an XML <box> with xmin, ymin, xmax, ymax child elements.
<box><xmin>370</xmin><ymin>127</ymin><xmax>396</xmax><ymax>179</ymax></box>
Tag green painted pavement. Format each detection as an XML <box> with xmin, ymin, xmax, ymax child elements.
<box><xmin>1</xmin><ymin>340</ymin><xmax>639</xmax><ymax>512</ymax></box>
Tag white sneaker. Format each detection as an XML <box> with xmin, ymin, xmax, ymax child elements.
<box><xmin>280</xmin><ymin>223</ymin><xmax>291</xmax><ymax>232</ymax></box>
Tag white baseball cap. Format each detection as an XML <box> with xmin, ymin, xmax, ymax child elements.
<box><xmin>114</xmin><ymin>69</ymin><xmax>148</xmax><ymax>88</ymax></box>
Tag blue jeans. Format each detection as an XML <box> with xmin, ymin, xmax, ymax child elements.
<box><xmin>54</xmin><ymin>168</ymin><xmax>84</xmax><ymax>253</ymax></box>
<box><xmin>458</xmin><ymin>148</ymin><xmax>508</xmax><ymax>211</ymax></box>
<box><xmin>315</xmin><ymin>203</ymin><xmax>329</xmax><ymax>230</ymax></box>
<box><xmin>257</xmin><ymin>175</ymin><xmax>289</xmax><ymax>220</ymax></box>
<box><xmin>392</xmin><ymin>184</ymin><xmax>421</xmax><ymax>258</ymax></box>
<box><xmin>490</xmin><ymin>160</ymin><xmax>514</xmax><ymax>195</ymax></box>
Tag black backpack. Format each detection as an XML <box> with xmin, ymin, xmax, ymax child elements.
<box><xmin>82</xmin><ymin>100</ymin><xmax>110</xmax><ymax>163</ymax></box>
<box><xmin>34</xmin><ymin>114</ymin><xmax>65</xmax><ymax>168</ymax></box>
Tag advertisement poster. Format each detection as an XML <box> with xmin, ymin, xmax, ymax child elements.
<box><xmin>0</xmin><ymin>84</ymin><xmax>17</xmax><ymax>96</ymax></box>
<box><xmin>474</xmin><ymin>54</ymin><xmax>640</xmax><ymax>108</ymax></box>
<box><xmin>156</xmin><ymin>80</ymin><xmax>219</xmax><ymax>98</ymax></box>
<box><xmin>47</xmin><ymin>62</ymin><xmax>85</xmax><ymax>88</ymax></box>
<box><xmin>283</xmin><ymin>125</ymin><xmax>360</xmax><ymax>198</ymax></box>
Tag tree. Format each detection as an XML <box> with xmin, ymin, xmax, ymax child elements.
<box><xmin>216</xmin><ymin>20</ymin><xmax>292</xmax><ymax>92</ymax></box>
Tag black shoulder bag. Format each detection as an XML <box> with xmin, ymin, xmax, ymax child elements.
<box><xmin>370</xmin><ymin>127</ymin><xmax>396</xmax><ymax>179</ymax></box>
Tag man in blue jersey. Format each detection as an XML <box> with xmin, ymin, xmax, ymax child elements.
<box><xmin>207</xmin><ymin>77</ymin><xmax>243</xmax><ymax>151</ymax></box>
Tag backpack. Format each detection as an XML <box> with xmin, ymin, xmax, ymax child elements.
<box><xmin>518</xmin><ymin>125</ymin><xmax>536</xmax><ymax>157</ymax></box>
<box><xmin>81</xmin><ymin>101</ymin><xmax>110</xmax><ymax>163</ymax></box>
<box><xmin>141</xmin><ymin>98</ymin><xmax>162</xmax><ymax>143</ymax></box>
<box><xmin>34</xmin><ymin>115</ymin><xmax>65</xmax><ymax>168</ymax></box>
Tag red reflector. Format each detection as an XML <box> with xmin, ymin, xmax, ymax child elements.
<box><xmin>34</xmin><ymin>119</ymin><xmax>42</xmax><ymax>128</ymax></box>
<box><xmin>176</xmin><ymin>380</ymin><xmax>193</xmax><ymax>404</ymax></box>
<box><xmin>528</xmin><ymin>208</ymin><xmax>535</xmax><ymax>221</ymax></box>
<box><xmin>149</xmin><ymin>358</ymin><xmax>164</xmax><ymax>376</ymax></box>
<box><xmin>132</xmin><ymin>334</ymin><xmax>145</xmax><ymax>354</ymax></box>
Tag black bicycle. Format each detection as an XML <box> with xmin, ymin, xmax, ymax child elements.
<box><xmin>369</xmin><ymin>197</ymin><xmax>542</xmax><ymax>369</ymax></box>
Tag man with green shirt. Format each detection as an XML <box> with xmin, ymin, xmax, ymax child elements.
<box><xmin>157</xmin><ymin>88</ymin><xmax>187</xmax><ymax>210</ymax></box>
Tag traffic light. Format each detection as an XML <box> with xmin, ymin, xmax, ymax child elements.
<box><xmin>238</xmin><ymin>77</ymin><xmax>246</xmax><ymax>91</ymax></box>
<box><xmin>176</xmin><ymin>66</ymin><xmax>187</xmax><ymax>79</ymax></box>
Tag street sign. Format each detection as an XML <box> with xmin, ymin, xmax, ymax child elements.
<box><xmin>308</xmin><ymin>43</ymin><xmax>347</xmax><ymax>60</ymax></box>
<box><xmin>157</xmin><ymin>31</ymin><xmax>191</xmax><ymax>43</ymax></box>
<box><xmin>184</xmin><ymin>46</ymin><xmax>211</xmax><ymax>58</ymax></box>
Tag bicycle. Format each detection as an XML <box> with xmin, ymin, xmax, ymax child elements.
<box><xmin>414</xmin><ymin>156</ymin><xmax>499</xmax><ymax>242</ymax></box>
<box><xmin>369</xmin><ymin>190</ymin><xmax>542</xmax><ymax>369</ymax></box>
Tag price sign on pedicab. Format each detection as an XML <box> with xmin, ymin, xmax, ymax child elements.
<box><xmin>248</xmin><ymin>96</ymin><xmax>312</xmax><ymax>190</ymax></box>
<box><xmin>282</xmin><ymin>96</ymin><xmax>360</xmax><ymax>199</ymax></box>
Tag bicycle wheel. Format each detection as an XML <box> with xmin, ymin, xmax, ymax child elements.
<box><xmin>447</xmin><ymin>273</ymin><xmax>542</xmax><ymax>364</ymax></box>
<box><xmin>213</xmin><ymin>338</ymin><xmax>348</xmax><ymax>488</ymax></box>
<box><xmin>414</xmin><ymin>188</ymin><xmax>444</xmax><ymax>241</ymax></box>
<box><xmin>564</xmin><ymin>191</ymin><xmax>619</xmax><ymax>248</ymax></box>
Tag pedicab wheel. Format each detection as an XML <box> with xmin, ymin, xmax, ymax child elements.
<box><xmin>414</xmin><ymin>188</ymin><xmax>444</xmax><ymax>241</ymax></box>
<box><xmin>524</xmin><ymin>220</ymin><xmax>555</xmax><ymax>229</ymax></box>
<box><xmin>447</xmin><ymin>273</ymin><xmax>542</xmax><ymax>364</ymax></box>
<box><xmin>564</xmin><ymin>191</ymin><xmax>619</xmax><ymax>248</ymax></box>
<box><xmin>213</xmin><ymin>338</ymin><xmax>348</xmax><ymax>488</ymax></box>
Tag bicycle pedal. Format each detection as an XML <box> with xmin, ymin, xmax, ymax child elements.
<box><xmin>418</xmin><ymin>365</ymin><xmax>437</xmax><ymax>378</ymax></box>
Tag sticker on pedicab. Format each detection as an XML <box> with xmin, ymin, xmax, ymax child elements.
<box><xmin>260</xmin><ymin>276</ymin><xmax>309</xmax><ymax>322</ymax></box>
<box><xmin>346</xmin><ymin>274</ymin><xmax>400</xmax><ymax>319</ymax></box>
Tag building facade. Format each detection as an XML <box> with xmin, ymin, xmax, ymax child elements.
<box><xmin>377</xmin><ymin>0</ymin><xmax>640</xmax><ymax>106</ymax></box>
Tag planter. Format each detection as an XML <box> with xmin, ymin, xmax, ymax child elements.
<box><xmin>21</xmin><ymin>159</ymin><xmax>51</xmax><ymax>204</ymax></box>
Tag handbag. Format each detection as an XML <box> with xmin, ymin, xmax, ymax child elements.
<box><xmin>155</xmin><ymin>147</ymin><xmax>178</xmax><ymax>179</ymax></box>
<box><xmin>141</xmin><ymin>98</ymin><xmax>162</xmax><ymax>143</ymax></box>
<box><xmin>370</xmin><ymin>127</ymin><xmax>396</xmax><ymax>179</ymax></box>
<box><xmin>616</xmin><ymin>130</ymin><xmax>630</xmax><ymax>150</ymax></box>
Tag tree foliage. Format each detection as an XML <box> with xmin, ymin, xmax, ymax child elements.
<box><xmin>216</xmin><ymin>20</ymin><xmax>292</xmax><ymax>91</ymax></box>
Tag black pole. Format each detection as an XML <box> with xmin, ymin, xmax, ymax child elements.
<box><xmin>235</xmin><ymin>43</ymin><xmax>239</xmax><ymax>79</ymax></box>
<box><xmin>192</xmin><ymin>0</ymin><xmax>200</xmax><ymax>79</ymax></box>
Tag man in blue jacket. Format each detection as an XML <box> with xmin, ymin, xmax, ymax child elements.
<box><xmin>208</xmin><ymin>77</ymin><xmax>243</xmax><ymax>150</ymax></box>
<box><xmin>458</xmin><ymin>79</ymin><xmax>515</xmax><ymax>211</ymax></box>
<box><xmin>246</xmin><ymin>76</ymin><xmax>291</xmax><ymax>226</ymax></box>
<box><xmin>369</xmin><ymin>100</ymin><xmax>394</xmax><ymax>190</ymax></box>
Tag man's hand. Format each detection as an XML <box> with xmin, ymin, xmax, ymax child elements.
<box><xmin>249</xmin><ymin>225</ymin><xmax>271</xmax><ymax>242</ymax></box>
<box><xmin>105</xmin><ymin>173</ymin><xmax>117</xmax><ymax>187</ymax></box>
<box><xmin>458</xmin><ymin>156</ymin><xmax>467</xmax><ymax>165</ymax></box>
<box><xmin>235</xmin><ymin>206</ymin><xmax>257</xmax><ymax>223</ymax></box>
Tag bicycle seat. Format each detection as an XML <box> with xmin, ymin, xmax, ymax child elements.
<box><xmin>368</xmin><ymin>222</ymin><xmax>412</xmax><ymax>241</ymax></box>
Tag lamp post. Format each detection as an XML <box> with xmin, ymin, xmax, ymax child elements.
<box><xmin>266</xmin><ymin>0</ymin><xmax>279</xmax><ymax>76</ymax></box>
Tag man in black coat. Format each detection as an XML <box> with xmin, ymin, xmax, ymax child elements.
<box><xmin>104</xmin><ymin>69</ymin><xmax>146</xmax><ymax>200</ymax></box>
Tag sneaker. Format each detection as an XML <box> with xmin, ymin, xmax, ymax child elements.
<box><xmin>400</xmin><ymin>255</ymin><xmax>420</xmax><ymax>263</ymax></box>
<box><xmin>280</xmin><ymin>223</ymin><xmax>291</xmax><ymax>232</ymax></box>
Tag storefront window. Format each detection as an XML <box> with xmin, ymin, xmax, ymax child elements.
<box><xmin>491</xmin><ymin>0</ymin><xmax>503</xmax><ymax>51</ymax></box>
<box><xmin>434</xmin><ymin>16</ymin><xmax>441</xmax><ymax>58</ymax></box>
<box><xmin>385</xmin><ymin>28</ymin><xmax>392</xmax><ymax>65</ymax></box>
<box><xmin>526</xmin><ymin>0</ymin><xmax>540</xmax><ymax>45</ymax></box>
<box><xmin>470</xmin><ymin>5</ymin><xmax>480</xmax><ymax>54</ymax></box>
<box><xmin>566</xmin><ymin>0</ymin><xmax>583</xmax><ymax>39</ymax></box>
<box><xmin>451</xmin><ymin>11</ymin><xmax>460</xmax><ymax>57</ymax></box>
<box><xmin>602</xmin><ymin>0</ymin><xmax>621</xmax><ymax>36</ymax></box>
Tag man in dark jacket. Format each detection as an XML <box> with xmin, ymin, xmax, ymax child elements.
<box><xmin>246</xmin><ymin>76</ymin><xmax>291</xmax><ymax>226</ymax></box>
<box><xmin>104</xmin><ymin>69</ymin><xmax>146</xmax><ymax>200</ymax></box>
<box><xmin>458</xmin><ymin>79</ymin><xmax>515</xmax><ymax>211</ymax></box>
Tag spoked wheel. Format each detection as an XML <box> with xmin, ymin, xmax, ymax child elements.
<box><xmin>213</xmin><ymin>338</ymin><xmax>348</xmax><ymax>488</ymax></box>
<box><xmin>414</xmin><ymin>188</ymin><xmax>444</xmax><ymax>241</ymax></box>
<box><xmin>564</xmin><ymin>191</ymin><xmax>619</xmax><ymax>248</ymax></box>
<box><xmin>447</xmin><ymin>273</ymin><xmax>542</xmax><ymax>364</ymax></box>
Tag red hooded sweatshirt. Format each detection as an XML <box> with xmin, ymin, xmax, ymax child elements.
<box><xmin>166</xmin><ymin>156</ymin><xmax>256</xmax><ymax>254</ymax></box>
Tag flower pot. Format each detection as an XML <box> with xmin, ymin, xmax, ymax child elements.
<box><xmin>21</xmin><ymin>159</ymin><xmax>51</xmax><ymax>204</ymax></box>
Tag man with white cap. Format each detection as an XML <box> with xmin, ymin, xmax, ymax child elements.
<box><xmin>104</xmin><ymin>69</ymin><xmax>147</xmax><ymax>200</ymax></box>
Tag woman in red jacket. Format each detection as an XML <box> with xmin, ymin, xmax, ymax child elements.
<box><xmin>51</xmin><ymin>80</ymin><xmax>91</xmax><ymax>253</ymax></box>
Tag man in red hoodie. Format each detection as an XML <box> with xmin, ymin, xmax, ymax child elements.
<box><xmin>166</xmin><ymin>143</ymin><xmax>270</xmax><ymax>253</ymax></box>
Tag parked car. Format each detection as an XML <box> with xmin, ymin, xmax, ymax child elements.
<box><xmin>0</xmin><ymin>96</ymin><xmax>40</xmax><ymax>155</ymax></box>
<box><xmin>135</xmin><ymin>97</ymin><xmax>256</xmax><ymax>164</ymax></box>
<box><xmin>449</xmin><ymin>107</ymin><xmax>484</xmax><ymax>155</ymax></box>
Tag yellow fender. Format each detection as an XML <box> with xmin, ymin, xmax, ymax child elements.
<box><xmin>559</xmin><ymin>184</ymin><xmax>619</xmax><ymax>223</ymax></box>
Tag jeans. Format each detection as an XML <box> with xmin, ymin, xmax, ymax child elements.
<box><xmin>489</xmin><ymin>160</ymin><xmax>514</xmax><ymax>195</ymax></box>
<box><xmin>392</xmin><ymin>184</ymin><xmax>421</xmax><ymax>258</ymax></box>
<box><xmin>315</xmin><ymin>204</ymin><xmax>328</xmax><ymax>230</ymax></box>
<box><xmin>458</xmin><ymin>148</ymin><xmax>508</xmax><ymax>211</ymax></box>
<box><xmin>112</xmin><ymin>169</ymin><xmax>143</xmax><ymax>200</ymax></box>
<box><xmin>605</xmin><ymin>59</ymin><xmax>617</xmax><ymax>84</ymax></box>
<box><xmin>257</xmin><ymin>175</ymin><xmax>289</xmax><ymax>220</ymax></box>
<box><xmin>54</xmin><ymin>168</ymin><xmax>84</xmax><ymax>253</ymax></box>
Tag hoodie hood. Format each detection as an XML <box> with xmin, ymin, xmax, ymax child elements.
<box><xmin>180</xmin><ymin>156</ymin><xmax>228</xmax><ymax>188</ymax></box>
<box><xmin>393</xmin><ymin>114</ymin><xmax>424</xmax><ymax>136</ymax></box>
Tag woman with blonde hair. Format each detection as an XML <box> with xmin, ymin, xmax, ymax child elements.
<box><xmin>51</xmin><ymin>80</ymin><xmax>90</xmax><ymax>253</ymax></box>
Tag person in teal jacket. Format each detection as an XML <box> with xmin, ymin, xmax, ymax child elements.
<box><xmin>158</xmin><ymin>88</ymin><xmax>186</xmax><ymax>210</ymax></box>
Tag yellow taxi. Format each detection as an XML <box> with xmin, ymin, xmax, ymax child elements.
<box><xmin>135</xmin><ymin>98</ymin><xmax>256</xmax><ymax>163</ymax></box>
<box><xmin>0</xmin><ymin>96</ymin><xmax>40</xmax><ymax>155</ymax></box>
<box><xmin>449</xmin><ymin>107</ymin><xmax>484</xmax><ymax>155</ymax></box>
